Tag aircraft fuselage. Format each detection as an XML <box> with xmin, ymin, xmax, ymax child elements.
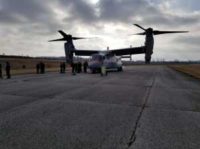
<box><xmin>88</xmin><ymin>53</ymin><xmax>123</xmax><ymax>73</ymax></box>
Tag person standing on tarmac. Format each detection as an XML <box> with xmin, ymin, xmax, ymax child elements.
<box><xmin>60</xmin><ymin>62</ymin><xmax>66</xmax><ymax>73</ymax></box>
<box><xmin>63</xmin><ymin>62</ymin><xmax>66</xmax><ymax>73</ymax></box>
<box><xmin>60</xmin><ymin>62</ymin><xmax>63</xmax><ymax>73</ymax></box>
<box><xmin>101</xmin><ymin>63</ymin><xmax>107</xmax><ymax>76</ymax></box>
<box><xmin>71</xmin><ymin>62</ymin><xmax>76</xmax><ymax>75</ymax></box>
<box><xmin>36</xmin><ymin>63</ymin><xmax>40</xmax><ymax>74</ymax></box>
<box><xmin>74</xmin><ymin>62</ymin><xmax>78</xmax><ymax>73</ymax></box>
<box><xmin>39</xmin><ymin>62</ymin><xmax>42</xmax><ymax>74</ymax></box>
<box><xmin>77</xmin><ymin>62</ymin><xmax>81</xmax><ymax>73</ymax></box>
<box><xmin>40</xmin><ymin>62</ymin><xmax>45</xmax><ymax>74</ymax></box>
<box><xmin>83</xmin><ymin>61</ymin><xmax>88</xmax><ymax>73</ymax></box>
<box><xmin>79</xmin><ymin>62</ymin><xmax>82</xmax><ymax>73</ymax></box>
<box><xmin>0</xmin><ymin>63</ymin><xmax>3</xmax><ymax>79</ymax></box>
<box><xmin>42</xmin><ymin>62</ymin><xmax>45</xmax><ymax>74</ymax></box>
<box><xmin>5</xmin><ymin>61</ymin><xmax>11</xmax><ymax>79</ymax></box>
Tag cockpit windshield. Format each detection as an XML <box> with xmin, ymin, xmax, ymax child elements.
<box><xmin>91</xmin><ymin>54</ymin><xmax>104</xmax><ymax>61</ymax></box>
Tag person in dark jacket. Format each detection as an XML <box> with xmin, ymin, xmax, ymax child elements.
<box><xmin>63</xmin><ymin>62</ymin><xmax>66</xmax><ymax>73</ymax></box>
<box><xmin>83</xmin><ymin>61</ymin><xmax>88</xmax><ymax>73</ymax></box>
<box><xmin>40</xmin><ymin>62</ymin><xmax>45</xmax><ymax>74</ymax></box>
<box><xmin>0</xmin><ymin>63</ymin><xmax>2</xmax><ymax>79</ymax></box>
<box><xmin>42</xmin><ymin>62</ymin><xmax>45</xmax><ymax>74</ymax></box>
<box><xmin>60</xmin><ymin>62</ymin><xmax>63</xmax><ymax>73</ymax></box>
<box><xmin>77</xmin><ymin>62</ymin><xmax>82</xmax><ymax>73</ymax></box>
<box><xmin>36</xmin><ymin>63</ymin><xmax>40</xmax><ymax>74</ymax></box>
<box><xmin>71</xmin><ymin>62</ymin><xmax>76</xmax><ymax>75</ymax></box>
<box><xmin>6</xmin><ymin>61</ymin><xmax>11</xmax><ymax>79</ymax></box>
<box><xmin>39</xmin><ymin>62</ymin><xmax>42</xmax><ymax>74</ymax></box>
<box><xmin>60</xmin><ymin>62</ymin><xmax>66</xmax><ymax>73</ymax></box>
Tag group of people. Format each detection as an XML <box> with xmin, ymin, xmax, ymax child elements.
<box><xmin>71</xmin><ymin>61</ymin><xmax>88</xmax><ymax>75</ymax></box>
<box><xmin>0</xmin><ymin>60</ymin><xmax>89</xmax><ymax>79</ymax></box>
<box><xmin>36</xmin><ymin>61</ymin><xmax>88</xmax><ymax>75</ymax></box>
<box><xmin>0</xmin><ymin>62</ymin><xmax>11</xmax><ymax>79</ymax></box>
<box><xmin>36</xmin><ymin>62</ymin><xmax>45</xmax><ymax>74</ymax></box>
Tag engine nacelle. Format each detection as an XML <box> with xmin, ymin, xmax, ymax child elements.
<box><xmin>144</xmin><ymin>34</ymin><xmax>154</xmax><ymax>64</ymax></box>
<box><xmin>145</xmin><ymin>48</ymin><xmax>152</xmax><ymax>64</ymax></box>
<box><xmin>64</xmin><ymin>42</ymin><xmax>75</xmax><ymax>64</ymax></box>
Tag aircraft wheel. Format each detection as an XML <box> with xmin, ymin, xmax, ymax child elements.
<box><xmin>91</xmin><ymin>69</ymin><xmax>95</xmax><ymax>74</ymax></box>
<box><xmin>118</xmin><ymin>67</ymin><xmax>123</xmax><ymax>72</ymax></box>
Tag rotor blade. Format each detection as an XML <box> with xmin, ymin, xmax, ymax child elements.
<box><xmin>135</xmin><ymin>32</ymin><xmax>146</xmax><ymax>35</ymax></box>
<box><xmin>72</xmin><ymin>37</ymin><xmax>87</xmax><ymax>40</ymax></box>
<box><xmin>153</xmin><ymin>30</ymin><xmax>188</xmax><ymax>35</ymax></box>
<box><xmin>48</xmin><ymin>38</ymin><xmax>66</xmax><ymax>42</ymax></box>
<box><xmin>58</xmin><ymin>30</ymin><xmax>68</xmax><ymax>37</ymax></box>
<box><xmin>72</xmin><ymin>36</ymin><xmax>99</xmax><ymax>40</ymax></box>
<box><xmin>129</xmin><ymin>32</ymin><xmax>146</xmax><ymax>35</ymax></box>
<box><xmin>133</xmin><ymin>24</ymin><xmax>146</xmax><ymax>31</ymax></box>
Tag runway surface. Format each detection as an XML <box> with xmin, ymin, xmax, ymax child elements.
<box><xmin>0</xmin><ymin>65</ymin><xmax>200</xmax><ymax>149</ymax></box>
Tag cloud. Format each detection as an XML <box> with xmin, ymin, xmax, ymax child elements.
<box><xmin>0</xmin><ymin>0</ymin><xmax>53</xmax><ymax>22</ymax></box>
<box><xmin>58</xmin><ymin>0</ymin><xmax>97</xmax><ymax>24</ymax></box>
<box><xmin>97</xmin><ymin>0</ymin><xmax>200</xmax><ymax>28</ymax></box>
<box><xmin>174</xmin><ymin>35</ymin><xmax>200</xmax><ymax>47</ymax></box>
<box><xmin>1</xmin><ymin>0</ymin><xmax>198</xmax><ymax>32</ymax></box>
<box><xmin>98</xmin><ymin>0</ymin><xmax>158</xmax><ymax>23</ymax></box>
<box><xmin>0</xmin><ymin>0</ymin><xmax>199</xmax><ymax>60</ymax></box>
<box><xmin>0</xmin><ymin>0</ymin><xmax>62</xmax><ymax>34</ymax></box>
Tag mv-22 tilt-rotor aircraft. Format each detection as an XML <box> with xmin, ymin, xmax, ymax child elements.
<box><xmin>49</xmin><ymin>24</ymin><xmax>188</xmax><ymax>73</ymax></box>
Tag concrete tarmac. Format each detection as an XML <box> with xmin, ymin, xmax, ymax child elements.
<box><xmin>0</xmin><ymin>66</ymin><xmax>200</xmax><ymax>149</ymax></box>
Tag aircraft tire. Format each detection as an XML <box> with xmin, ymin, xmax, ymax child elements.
<box><xmin>91</xmin><ymin>69</ymin><xmax>95</xmax><ymax>74</ymax></box>
<box><xmin>118</xmin><ymin>67</ymin><xmax>123</xmax><ymax>72</ymax></box>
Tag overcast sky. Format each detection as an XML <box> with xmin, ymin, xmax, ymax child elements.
<box><xmin>0</xmin><ymin>0</ymin><xmax>199</xmax><ymax>61</ymax></box>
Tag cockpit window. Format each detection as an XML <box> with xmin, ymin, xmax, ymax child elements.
<box><xmin>91</xmin><ymin>54</ymin><xmax>104</xmax><ymax>61</ymax></box>
<box><xmin>105</xmin><ymin>53</ymin><xmax>114</xmax><ymax>59</ymax></box>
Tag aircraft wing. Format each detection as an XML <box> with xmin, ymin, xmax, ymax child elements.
<box><xmin>74</xmin><ymin>46</ymin><xmax>146</xmax><ymax>56</ymax></box>
<box><xmin>74</xmin><ymin>50</ymin><xmax>100</xmax><ymax>56</ymax></box>
<box><xmin>110</xmin><ymin>46</ymin><xmax>146</xmax><ymax>56</ymax></box>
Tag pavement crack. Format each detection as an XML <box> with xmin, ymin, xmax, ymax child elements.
<box><xmin>126</xmin><ymin>75</ymin><xmax>156</xmax><ymax>148</ymax></box>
